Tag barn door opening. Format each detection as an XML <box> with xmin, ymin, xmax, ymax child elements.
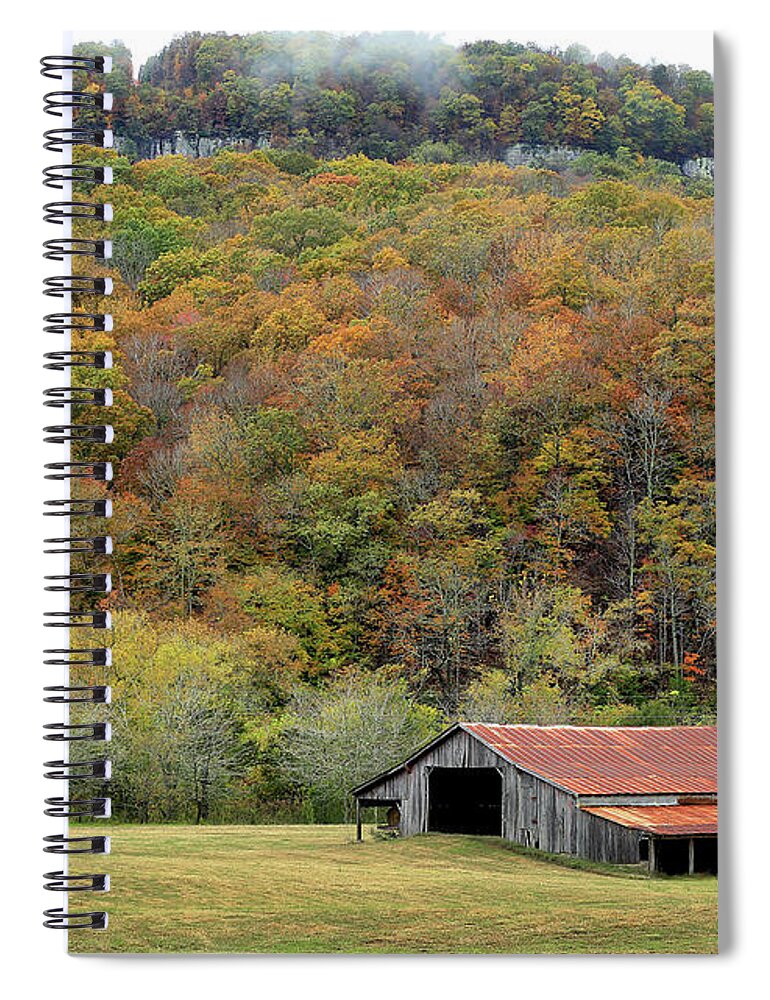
<box><xmin>427</xmin><ymin>767</ymin><xmax>502</xmax><ymax>836</ymax></box>
<box><xmin>694</xmin><ymin>837</ymin><xmax>718</xmax><ymax>874</ymax></box>
<box><xmin>653</xmin><ymin>838</ymin><xmax>690</xmax><ymax>875</ymax></box>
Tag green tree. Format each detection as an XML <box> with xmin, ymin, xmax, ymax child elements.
<box><xmin>112</xmin><ymin>217</ymin><xmax>190</xmax><ymax>290</ymax></box>
<box><xmin>278</xmin><ymin>672</ymin><xmax>443</xmax><ymax>821</ymax></box>
<box><xmin>432</xmin><ymin>89</ymin><xmax>496</xmax><ymax>154</ymax></box>
<box><xmin>619</xmin><ymin>80</ymin><xmax>686</xmax><ymax>158</ymax></box>
<box><xmin>251</xmin><ymin>206</ymin><xmax>355</xmax><ymax>257</ymax></box>
<box><xmin>636</xmin><ymin>477</ymin><xmax>716</xmax><ymax>678</ymax></box>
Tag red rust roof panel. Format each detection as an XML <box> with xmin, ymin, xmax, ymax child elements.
<box><xmin>580</xmin><ymin>803</ymin><xmax>718</xmax><ymax>835</ymax></box>
<box><xmin>463</xmin><ymin>723</ymin><xmax>717</xmax><ymax>796</ymax></box>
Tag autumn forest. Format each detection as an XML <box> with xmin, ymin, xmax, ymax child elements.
<box><xmin>68</xmin><ymin>35</ymin><xmax>715</xmax><ymax>824</ymax></box>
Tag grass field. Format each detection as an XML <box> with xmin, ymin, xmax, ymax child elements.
<box><xmin>69</xmin><ymin>825</ymin><xmax>717</xmax><ymax>954</ymax></box>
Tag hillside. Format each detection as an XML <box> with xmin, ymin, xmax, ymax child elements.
<box><xmin>68</xmin><ymin>144</ymin><xmax>715</xmax><ymax>824</ymax></box>
<box><xmin>73</xmin><ymin>33</ymin><xmax>714</xmax><ymax>163</ymax></box>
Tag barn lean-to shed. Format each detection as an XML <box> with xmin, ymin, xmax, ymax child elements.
<box><xmin>352</xmin><ymin>723</ymin><xmax>717</xmax><ymax>874</ymax></box>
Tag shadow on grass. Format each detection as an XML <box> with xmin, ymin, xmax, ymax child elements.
<box><xmin>400</xmin><ymin>832</ymin><xmax>717</xmax><ymax>881</ymax></box>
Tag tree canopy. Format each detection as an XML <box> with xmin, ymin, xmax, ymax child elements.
<box><xmin>65</xmin><ymin>45</ymin><xmax>714</xmax><ymax>822</ymax></box>
<box><xmin>75</xmin><ymin>34</ymin><xmax>714</xmax><ymax>163</ymax></box>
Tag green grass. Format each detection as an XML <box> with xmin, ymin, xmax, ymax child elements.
<box><xmin>69</xmin><ymin>825</ymin><xmax>717</xmax><ymax>954</ymax></box>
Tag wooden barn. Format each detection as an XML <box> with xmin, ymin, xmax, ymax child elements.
<box><xmin>352</xmin><ymin>723</ymin><xmax>718</xmax><ymax>874</ymax></box>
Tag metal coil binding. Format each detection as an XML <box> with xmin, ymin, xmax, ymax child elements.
<box><xmin>40</xmin><ymin>55</ymin><xmax>110</xmax><ymax>79</ymax></box>
<box><xmin>44</xmin><ymin>277</ymin><xmax>112</xmax><ymax>297</ymax></box>
<box><xmin>43</xmin><ymin>498</ymin><xmax>112</xmax><ymax>517</ymax></box>
<box><xmin>43</xmin><ymin>312</ymin><xmax>112</xmax><ymax>334</ymax></box>
<box><xmin>44</xmin><ymin>463</ymin><xmax>113</xmax><ymax>482</ymax></box>
<box><xmin>43</xmin><ymin>201</ymin><xmax>113</xmax><ymax>224</ymax></box>
<box><xmin>43</xmin><ymin>610</ymin><xmax>111</xmax><ymax>629</ymax></box>
<box><xmin>43</xmin><ymin>722</ymin><xmax>110</xmax><ymax>742</ymax></box>
<box><xmin>44</xmin><ymin>645</ymin><xmax>111</xmax><ymax>662</ymax></box>
<box><xmin>43</xmin><ymin>164</ymin><xmax>113</xmax><ymax>190</ymax></box>
<box><xmin>43</xmin><ymin>834</ymin><xmax>110</xmax><ymax>854</ymax></box>
<box><xmin>44</xmin><ymin>871</ymin><xmax>110</xmax><ymax>892</ymax></box>
<box><xmin>42</xmin><ymin>52</ymin><xmax>111</xmax><ymax>931</ymax></box>
<box><xmin>43</xmin><ymin>127</ymin><xmax>113</xmax><ymax>152</ymax></box>
<box><xmin>43</xmin><ymin>387</ymin><xmax>112</xmax><ymax>406</ymax></box>
<box><xmin>43</xmin><ymin>238</ymin><xmax>111</xmax><ymax>261</ymax></box>
<box><xmin>43</xmin><ymin>351</ymin><xmax>112</xmax><ymax>370</ymax></box>
<box><xmin>44</xmin><ymin>536</ymin><xmax>113</xmax><ymax>554</ymax></box>
<box><xmin>43</xmin><ymin>424</ymin><xmax>114</xmax><ymax>444</ymax></box>
<box><xmin>44</xmin><ymin>797</ymin><xmax>111</xmax><ymax>818</ymax></box>
<box><xmin>43</xmin><ymin>686</ymin><xmax>111</xmax><ymax>705</ymax></box>
<box><xmin>44</xmin><ymin>573</ymin><xmax>112</xmax><ymax>594</ymax></box>
<box><xmin>43</xmin><ymin>910</ymin><xmax>109</xmax><ymax>930</ymax></box>
<box><xmin>44</xmin><ymin>758</ymin><xmax>112</xmax><ymax>778</ymax></box>
<box><xmin>44</xmin><ymin>91</ymin><xmax>113</xmax><ymax>116</ymax></box>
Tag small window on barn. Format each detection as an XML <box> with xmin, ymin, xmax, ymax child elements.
<box><xmin>639</xmin><ymin>837</ymin><xmax>649</xmax><ymax>862</ymax></box>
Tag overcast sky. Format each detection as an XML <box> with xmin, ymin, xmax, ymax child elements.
<box><xmin>72</xmin><ymin>29</ymin><xmax>713</xmax><ymax>78</ymax></box>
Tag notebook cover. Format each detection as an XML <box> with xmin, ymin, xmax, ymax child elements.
<box><xmin>63</xmin><ymin>29</ymin><xmax>716</xmax><ymax>954</ymax></box>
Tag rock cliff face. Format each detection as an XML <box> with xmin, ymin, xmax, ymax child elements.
<box><xmin>682</xmin><ymin>157</ymin><xmax>715</xmax><ymax>181</ymax></box>
<box><xmin>505</xmin><ymin>144</ymin><xmax>715</xmax><ymax>181</ymax></box>
<box><xmin>115</xmin><ymin>132</ymin><xmax>715</xmax><ymax>182</ymax></box>
<box><xmin>504</xmin><ymin>144</ymin><xmax>584</xmax><ymax>170</ymax></box>
<box><xmin>116</xmin><ymin>132</ymin><xmax>258</xmax><ymax>160</ymax></box>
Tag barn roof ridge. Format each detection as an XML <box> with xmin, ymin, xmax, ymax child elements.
<box><xmin>352</xmin><ymin>721</ymin><xmax>717</xmax><ymax>798</ymax></box>
<box><xmin>455</xmin><ymin>722</ymin><xmax>578</xmax><ymax>796</ymax></box>
<box><xmin>463</xmin><ymin>721</ymin><xmax>717</xmax><ymax>796</ymax></box>
<box><xmin>461</xmin><ymin>722</ymin><xmax>717</xmax><ymax>732</ymax></box>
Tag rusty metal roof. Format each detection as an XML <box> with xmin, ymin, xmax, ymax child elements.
<box><xmin>464</xmin><ymin>723</ymin><xmax>717</xmax><ymax>796</ymax></box>
<box><xmin>580</xmin><ymin>803</ymin><xmax>718</xmax><ymax>836</ymax></box>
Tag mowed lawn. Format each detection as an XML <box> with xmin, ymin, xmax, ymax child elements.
<box><xmin>69</xmin><ymin>825</ymin><xmax>717</xmax><ymax>954</ymax></box>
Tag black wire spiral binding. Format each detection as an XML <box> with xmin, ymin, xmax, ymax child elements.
<box><xmin>44</xmin><ymin>462</ymin><xmax>113</xmax><ymax>482</ymax></box>
<box><xmin>44</xmin><ymin>573</ymin><xmax>112</xmax><ymax>593</ymax></box>
<box><xmin>44</xmin><ymin>201</ymin><xmax>113</xmax><ymax>224</ymax></box>
<box><xmin>43</xmin><ymin>164</ymin><xmax>113</xmax><ymax>190</ymax></box>
<box><xmin>43</xmin><ymin>238</ymin><xmax>111</xmax><ymax>261</ymax></box>
<box><xmin>43</xmin><ymin>424</ymin><xmax>114</xmax><ymax>445</ymax></box>
<box><xmin>43</xmin><ymin>312</ymin><xmax>112</xmax><ymax>334</ymax></box>
<box><xmin>44</xmin><ymin>759</ymin><xmax>111</xmax><ymax>779</ymax></box>
<box><xmin>43</xmin><ymin>610</ymin><xmax>111</xmax><ymax>629</ymax></box>
<box><xmin>43</xmin><ymin>686</ymin><xmax>111</xmax><ymax>705</ymax></box>
<box><xmin>44</xmin><ymin>91</ymin><xmax>113</xmax><ymax>116</ymax></box>
<box><xmin>43</xmin><ymin>127</ymin><xmax>113</xmax><ymax>153</ymax></box>
<box><xmin>42</xmin><ymin>53</ymin><xmax>112</xmax><ymax>931</ymax></box>
<box><xmin>44</xmin><ymin>276</ymin><xmax>112</xmax><ymax>297</ymax></box>
<box><xmin>43</xmin><ymin>910</ymin><xmax>109</xmax><ymax>931</ymax></box>
<box><xmin>44</xmin><ymin>871</ymin><xmax>110</xmax><ymax>891</ymax></box>
<box><xmin>43</xmin><ymin>497</ymin><xmax>112</xmax><ymax>517</ymax></box>
<box><xmin>43</xmin><ymin>386</ymin><xmax>112</xmax><ymax>406</ymax></box>
<box><xmin>44</xmin><ymin>797</ymin><xmax>111</xmax><ymax>818</ymax></box>
<box><xmin>43</xmin><ymin>834</ymin><xmax>110</xmax><ymax>856</ymax></box>
<box><xmin>44</xmin><ymin>536</ymin><xmax>113</xmax><ymax>554</ymax></box>
<box><xmin>43</xmin><ymin>350</ymin><xmax>112</xmax><ymax>370</ymax></box>
<box><xmin>43</xmin><ymin>647</ymin><xmax>111</xmax><ymax>666</ymax></box>
<box><xmin>43</xmin><ymin>722</ymin><xmax>110</xmax><ymax>742</ymax></box>
<box><xmin>40</xmin><ymin>55</ymin><xmax>111</xmax><ymax>79</ymax></box>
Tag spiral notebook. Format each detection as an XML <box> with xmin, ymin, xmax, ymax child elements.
<box><xmin>41</xmin><ymin>30</ymin><xmax>717</xmax><ymax>954</ymax></box>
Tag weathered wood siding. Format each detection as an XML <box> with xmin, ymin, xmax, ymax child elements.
<box><xmin>510</xmin><ymin>770</ymin><xmax>579</xmax><ymax>854</ymax></box>
<box><xmin>358</xmin><ymin>727</ymin><xmax>644</xmax><ymax>863</ymax></box>
<box><xmin>574</xmin><ymin>810</ymin><xmax>642</xmax><ymax>863</ymax></box>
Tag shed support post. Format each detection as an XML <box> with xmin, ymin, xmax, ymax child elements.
<box><xmin>649</xmin><ymin>837</ymin><xmax>656</xmax><ymax>873</ymax></box>
<box><xmin>356</xmin><ymin>799</ymin><xmax>362</xmax><ymax>842</ymax></box>
<box><xmin>688</xmin><ymin>837</ymin><xmax>695</xmax><ymax>875</ymax></box>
